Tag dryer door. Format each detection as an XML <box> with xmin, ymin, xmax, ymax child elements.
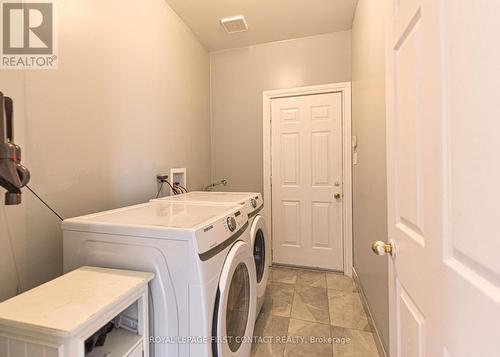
<box><xmin>250</xmin><ymin>215</ymin><xmax>270</xmax><ymax>301</ymax></box>
<box><xmin>213</xmin><ymin>241</ymin><xmax>257</xmax><ymax>357</ymax></box>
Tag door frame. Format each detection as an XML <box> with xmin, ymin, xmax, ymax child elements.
<box><xmin>262</xmin><ymin>82</ymin><xmax>353</xmax><ymax>277</ymax></box>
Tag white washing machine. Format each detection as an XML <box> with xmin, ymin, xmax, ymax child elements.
<box><xmin>152</xmin><ymin>192</ymin><xmax>269</xmax><ymax>317</ymax></box>
<box><xmin>63</xmin><ymin>201</ymin><xmax>257</xmax><ymax>357</ymax></box>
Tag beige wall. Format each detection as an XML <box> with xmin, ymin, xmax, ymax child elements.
<box><xmin>210</xmin><ymin>32</ymin><xmax>351</xmax><ymax>192</ymax></box>
<box><xmin>351</xmin><ymin>0</ymin><xmax>389</xmax><ymax>352</ymax></box>
<box><xmin>0</xmin><ymin>0</ymin><xmax>210</xmax><ymax>298</ymax></box>
<box><xmin>0</xmin><ymin>72</ymin><xmax>27</xmax><ymax>301</ymax></box>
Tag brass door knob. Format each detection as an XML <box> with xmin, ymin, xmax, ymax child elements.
<box><xmin>334</xmin><ymin>193</ymin><xmax>342</xmax><ymax>199</ymax></box>
<box><xmin>371</xmin><ymin>241</ymin><xmax>396</xmax><ymax>257</ymax></box>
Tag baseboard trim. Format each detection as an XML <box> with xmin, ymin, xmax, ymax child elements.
<box><xmin>352</xmin><ymin>267</ymin><xmax>388</xmax><ymax>357</ymax></box>
<box><xmin>271</xmin><ymin>262</ymin><xmax>343</xmax><ymax>273</ymax></box>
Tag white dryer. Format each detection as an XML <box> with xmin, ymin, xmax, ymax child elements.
<box><xmin>63</xmin><ymin>201</ymin><xmax>257</xmax><ymax>357</ymax></box>
<box><xmin>152</xmin><ymin>192</ymin><xmax>269</xmax><ymax>317</ymax></box>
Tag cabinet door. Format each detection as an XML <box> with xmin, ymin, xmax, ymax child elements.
<box><xmin>0</xmin><ymin>336</ymin><xmax>64</xmax><ymax>357</ymax></box>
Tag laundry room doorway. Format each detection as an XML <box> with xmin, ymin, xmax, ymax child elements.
<box><xmin>263</xmin><ymin>83</ymin><xmax>352</xmax><ymax>275</ymax></box>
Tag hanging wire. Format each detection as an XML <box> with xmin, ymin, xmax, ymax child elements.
<box><xmin>163</xmin><ymin>179</ymin><xmax>178</xmax><ymax>195</ymax></box>
<box><xmin>2</xmin><ymin>204</ymin><xmax>22</xmax><ymax>294</ymax></box>
<box><xmin>2</xmin><ymin>185</ymin><xmax>63</xmax><ymax>295</ymax></box>
<box><xmin>25</xmin><ymin>185</ymin><xmax>64</xmax><ymax>221</ymax></box>
<box><xmin>156</xmin><ymin>181</ymin><xmax>164</xmax><ymax>198</ymax></box>
<box><xmin>175</xmin><ymin>184</ymin><xmax>188</xmax><ymax>193</ymax></box>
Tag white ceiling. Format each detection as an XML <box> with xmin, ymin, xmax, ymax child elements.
<box><xmin>165</xmin><ymin>0</ymin><xmax>358</xmax><ymax>51</ymax></box>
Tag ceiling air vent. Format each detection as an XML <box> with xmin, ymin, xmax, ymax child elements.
<box><xmin>220</xmin><ymin>15</ymin><xmax>248</xmax><ymax>34</ymax></box>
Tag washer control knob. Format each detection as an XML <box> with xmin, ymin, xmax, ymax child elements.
<box><xmin>227</xmin><ymin>217</ymin><xmax>237</xmax><ymax>232</ymax></box>
<box><xmin>251</xmin><ymin>198</ymin><xmax>257</xmax><ymax>208</ymax></box>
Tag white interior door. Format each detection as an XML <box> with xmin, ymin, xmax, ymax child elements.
<box><xmin>385</xmin><ymin>0</ymin><xmax>500</xmax><ymax>356</ymax></box>
<box><xmin>271</xmin><ymin>92</ymin><xmax>343</xmax><ymax>270</ymax></box>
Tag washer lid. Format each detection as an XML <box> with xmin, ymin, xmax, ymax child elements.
<box><xmin>160</xmin><ymin>191</ymin><xmax>257</xmax><ymax>204</ymax></box>
<box><xmin>153</xmin><ymin>191</ymin><xmax>263</xmax><ymax>216</ymax></box>
<box><xmin>63</xmin><ymin>201</ymin><xmax>242</xmax><ymax>232</ymax></box>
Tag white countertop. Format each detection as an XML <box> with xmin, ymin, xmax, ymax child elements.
<box><xmin>0</xmin><ymin>266</ymin><xmax>154</xmax><ymax>337</ymax></box>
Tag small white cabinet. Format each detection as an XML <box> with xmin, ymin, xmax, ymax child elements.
<box><xmin>0</xmin><ymin>267</ymin><xmax>154</xmax><ymax>357</ymax></box>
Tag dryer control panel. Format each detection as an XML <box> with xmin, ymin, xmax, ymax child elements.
<box><xmin>245</xmin><ymin>193</ymin><xmax>263</xmax><ymax>218</ymax></box>
<box><xmin>195</xmin><ymin>207</ymin><xmax>247</xmax><ymax>257</ymax></box>
<box><xmin>226</xmin><ymin>216</ymin><xmax>237</xmax><ymax>232</ymax></box>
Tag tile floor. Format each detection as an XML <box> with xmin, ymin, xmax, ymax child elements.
<box><xmin>251</xmin><ymin>266</ymin><xmax>380</xmax><ymax>357</ymax></box>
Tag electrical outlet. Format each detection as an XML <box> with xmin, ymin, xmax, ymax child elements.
<box><xmin>170</xmin><ymin>168</ymin><xmax>187</xmax><ymax>188</ymax></box>
<box><xmin>156</xmin><ymin>173</ymin><xmax>170</xmax><ymax>198</ymax></box>
<box><xmin>156</xmin><ymin>174</ymin><xmax>169</xmax><ymax>182</ymax></box>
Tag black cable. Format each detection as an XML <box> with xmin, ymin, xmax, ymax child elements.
<box><xmin>155</xmin><ymin>181</ymin><xmax>164</xmax><ymax>198</ymax></box>
<box><xmin>160</xmin><ymin>178</ymin><xmax>178</xmax><ymax>195</ymax></box>
<box><xmin>25</xmin><ymin>185</ymin><xmax>64</xmax><ymax>221</ymax></box>
<box><xmin>176</xmin><ymin>184</ymin><xmax>188</xmax><ymax>193</ymax></box>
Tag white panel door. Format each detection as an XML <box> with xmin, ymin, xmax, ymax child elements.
<box><xmin>385</xmin><ymin>0</ymin><xmax>500</xmax><ymax>356</ymax></box>
<box><xmin>271</xmin><ymin>92</ymin><xmax>343</xmax><ymax>270</ymax></box>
